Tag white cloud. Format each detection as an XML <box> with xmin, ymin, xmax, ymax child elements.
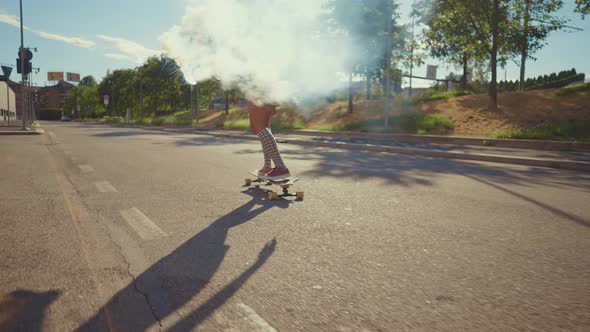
<box><xmin>105</xmin><ymin>53</ymin><xmax>133</xmax><ymax>61</ymax></box>
<box><xmin>97</xmin><ymin>34</ymin><xmax>160</xmax><ymax>64</ymax></box>
<box><xmin>1</xmin><ymin>11</ymin><xmax>94</xmax><ymax>48</ymax></box>
<box><xmin>0</xmin><ymin>12</ymin><xmax>27</xmax><ymax>29</ymax></box>
<box><xmin>37</xmin><ymin>31</ymin><xmax>95</xmax><ymax>48</ymax></box>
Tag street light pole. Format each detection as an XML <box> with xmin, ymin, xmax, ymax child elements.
<box><xmin>140</xmin><ymin>72</ymin><xmax>143</xmax><ymax>121</ymax></box>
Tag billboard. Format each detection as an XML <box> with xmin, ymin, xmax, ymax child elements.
<box><xmin>67</xmin><ymin>72</ymin><xmax>80</xmax><ymax>82</ymax></box>
<box><xmin>48</xmin><ymin>72</ymin><xmax>64</xmax><ymax>81</ymax></box>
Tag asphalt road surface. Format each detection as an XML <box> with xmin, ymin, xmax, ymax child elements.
<box><xmin>1</xmin><ymin>121</ymin><xmax>589</xmax><ymax>331</ymax></box>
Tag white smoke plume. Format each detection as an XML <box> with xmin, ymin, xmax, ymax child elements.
<box><xmin>161</xmin><ymin>0</ymin><xmax>363</xmax><ymax>105</ymax></box>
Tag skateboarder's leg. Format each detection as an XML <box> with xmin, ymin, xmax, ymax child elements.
<box><xmin>248</xmin><ymin>102</ymin><xmax>290</xmax><ymax>179</ymax></box>
<box><xmin>249</xmin><ymin>103</ymin><xmax>273</xmax><ymax>175</ymax></box>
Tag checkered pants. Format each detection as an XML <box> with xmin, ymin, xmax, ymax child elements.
<box><xmin>257</xmin><ymin>128</ymin><xmax>286</xmax><ymax>169</ymax></box>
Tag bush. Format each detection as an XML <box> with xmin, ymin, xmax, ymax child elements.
<box><xmin>223</xmin><ymin>119</ymin><xmax>250</xmax><ymax>129</ymax></box>
<box><xmin>394</xmin><ymin>113</ymin><xmax>454</xmax><ymax>134</ymax></box>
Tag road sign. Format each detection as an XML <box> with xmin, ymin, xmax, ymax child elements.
<box><xmin>426</xmin><ymin>65</ymin><xmax>438</xmax><ymax>80</ymax></box>
<box><xmin>18</xmin><ymin>48</ymin><xmax>33</xmax><ymax>61</ymax></box>
<box><xmin>2</xmin><ymin>66</ymin><xmax>12</xmax><ymax>79</ymax></box>
<box><xmin>104</xmin><ymin>95</ymin><xmax>109</xmax><ymax>106</ymax></box>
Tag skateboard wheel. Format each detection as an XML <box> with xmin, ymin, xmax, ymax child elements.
<box><xmin>296</xmin><ymin>192</ymin><xmax>304</xmax><ymax>200</ymax></box>
<box><xmin>245</xmin><ymin>179</ymin><xmax>252</xmax><ymax>186</ymax></box>
<box><xmin>269</xmin><ymin>192</ymin><xmax>278</xmax><ymax>200</ymax></box>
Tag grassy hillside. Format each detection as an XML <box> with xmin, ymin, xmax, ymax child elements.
<box><xmin>89</xmin><ymin>82</ymin><xmax>590</xmax><ymax>141</ymax></box>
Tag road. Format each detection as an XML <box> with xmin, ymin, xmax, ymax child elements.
<box><xmin>1</xmin><ymin>121</ymin><xmax>589</xmax><ymax>331</ymax></box>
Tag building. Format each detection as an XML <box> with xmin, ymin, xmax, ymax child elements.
<box><xmin>39</xmin><ymin>80</ymin><xmax>74</xmax><ymax>110</ymax></box>
<box><xmin>8</xmin><ymin>80</ymin><xmax>42</xmax><ymax>121</ymax></box>
<box><xmin>0</xmin><ymin>81</ymin><xmax>16</xmax><ymax>123</ymax></box>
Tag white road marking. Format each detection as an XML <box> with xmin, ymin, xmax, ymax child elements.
<box><xmin>120</xmin><ymin>207</ymin><xmax>166</xmax><ymax>240</ymax></box>
<box><xmin>95</xmin><ymin>181</ymin><xmax>118</xmax><ymax>193</ymax></box>
<box><xmin>78</xmin><ymin>164</ymin><xmax>94</xmax><ymax>173</ymax></box>
<box><xmin>237</xmin><ymin>303</ymin><xmax>277</xmax><ymax>332</ymax></box>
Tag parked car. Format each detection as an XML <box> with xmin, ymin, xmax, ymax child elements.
<box><xmin>61</xmin><ymin>115</ymin><xmax>71</xmax><ymax>122</ymax></box>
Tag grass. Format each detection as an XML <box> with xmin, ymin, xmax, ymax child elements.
<box><xmin>417</xmin><ymin>90</ymin><xmax>473</xmax><ymax>103</ymax></box>
<box><xmin>223</xmin><ymin>119</ymin><xmax>250</xmax><ymax>129</ymax></box>
<box><xmin>394</xmin><ymin>113</ymin><xmax>454</xmax><ymax>134</ymax></box>
<box><xmin>316</xmin><ymin>114</ymin><xmax>454</xmax><ymax>135</ymax></box>
<box><xmin>552</xmin><ymin>82</ymin><xmax>590</xmax><ymax>98</ymax></box>
<box><xmin>495</xmin><ymin>120</ymin><xmax>590</xmax><ymax>141</ymax></box>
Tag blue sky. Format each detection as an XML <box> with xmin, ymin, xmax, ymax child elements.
<box><xmin>1</xmin><ymin>0</ymin><xmax>588</xmax><ymax>88</ymax></box>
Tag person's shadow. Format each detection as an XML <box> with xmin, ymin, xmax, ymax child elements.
<box><xmin>0</xmin><ymin>289</ymin><xmax>60</xmax><ymax>332</ymax></box>
<box><xmin>77</xmin><ymin>188</ymin><xmax>290</xmax><ymax>331</ymax></box>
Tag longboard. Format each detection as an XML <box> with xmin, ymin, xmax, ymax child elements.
<box><xmin>245</xmin><ymin>172</ymin><xmax>304</xmax><ymax>200</ymax></box>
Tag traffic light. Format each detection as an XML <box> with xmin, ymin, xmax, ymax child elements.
<box><xmin>16</xmin><ymin>48</ymin><xmax>33</xmax><ymax>75</ymax></box>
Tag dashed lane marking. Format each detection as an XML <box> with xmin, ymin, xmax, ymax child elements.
<box><xmin>237</xmin><ymin>303</ymin><xmax>278</xmax><ymax>332</ymax></box>
<box><xmin>79</xmin><ymin>164</ymin><xmax>94</xmax><ymax>173</ymax></box>
<box><xmin>120</xmin><ymin>207</ymin><xmax>166</xmax><ymax>240</ymax></box>
<box><xmin>95</xmin><ymin>180</ymin><xmax>118</xmax><ymax>193</ymax></box>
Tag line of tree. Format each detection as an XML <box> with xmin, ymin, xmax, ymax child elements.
<box><xmin>497</xmin><ymin>68</ymin><xmax>586</xmax><ymax>92</ymax></box>
<box><xmin>64</xmin><ymin>55</ymin><xmax>240</xmax><ymax>120</ymax></box>
<box><xmin>66</xmin><ymin>0</ymin><xmax>588</xmax><ymax>119</ymax></box>
<box><xmin>416</xmin><ymin>0</ymin><xmax>587</xmax><ymax>110</ymax></box>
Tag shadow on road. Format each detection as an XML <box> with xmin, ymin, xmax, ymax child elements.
<box><xmin>174</xmin><ymin>135</ymin><xmax>253</xmax><ymax>147</ymax></box>
<box><xmin>248</xmin><ymin>145</ymin><xmax>590</xmax><ymax>192</ymax></box>
<box><xmin>93</xmin><ymin>131</ymin><xmax>172</xmax><ymax>138</ymax></box>
<box><xmin>464</xmin><ymin>174</ymin><xmax>590</xmax><ymax>228</ymax></box>
<box><xmin>77</xmin><ymin>188</ymin><xmax>289</xmax><ymax>331</ymax></box>
<box><xmin>0</xmin><ymin>290</ymin><xmax>60</xmax><ymax>332</ymax></box>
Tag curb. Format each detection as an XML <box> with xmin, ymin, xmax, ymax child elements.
<box><xmin>144</xmin><ymin>126</ymin><xmax>590</xmax><ymax>172</ymax></box>
<box><xmin>98</xmin><ymin>123</ymin><xmax>590</xmax><ymax>172</ymax></box>
<box><xmin>0</xmin><ymin>128</ymin><xmax>43</xmax><ymax>135</ymax></box>
<box><xmin>281</xmin><ymin>130</ymin><xmax>590</xmax><ymax>152</ymax></box>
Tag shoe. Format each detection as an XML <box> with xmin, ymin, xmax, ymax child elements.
<box><xmin>265</xmin><ymin>168</ymin><xmax>290</xmax><ymax>180</ymax></box>
<box><xmin>257</xmin><ymin>167</ymin><xmax>272</xmax><ymax>177</ymax></box>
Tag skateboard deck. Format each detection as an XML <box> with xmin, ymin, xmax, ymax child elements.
<box><xmin>245</xmin><ymin>172</ymin><xmax>303</xmax><ymax>200</ymax></box>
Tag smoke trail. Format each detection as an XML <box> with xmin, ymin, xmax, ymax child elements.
<box><xmin>161</xmin><ymin>0</ymin><xmax>363</xmax><ymax>105</ymax></box>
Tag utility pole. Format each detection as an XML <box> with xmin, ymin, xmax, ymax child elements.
<box><xmin>140</xmin><ymin>72</ymin><xmax>143</xmax><ymax>121</ymax></box>
<box><xmin>383</xmin><ymin>0</ymin><xmax>394</xmax><ymax>129</ymax></box>
<box><xmin>409</xmin><ymin>0</ymin><xmax>416</xmax><ymax>97</ymax></box>
<box><xmin>19</xmin><ymin>0</ymin><xmax>26</xmax><ymax>129</ymax></box>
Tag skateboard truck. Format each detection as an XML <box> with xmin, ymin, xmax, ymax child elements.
<box><xmin>245</xmin><ymin>172</ymin><xmax>304</xmax><ymax>200</ymax></box>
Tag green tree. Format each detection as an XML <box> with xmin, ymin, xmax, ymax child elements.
<box><xmin>197</xmin><ymin>78</ymin><xmax>223</xmax><ymax>110</ymax></box>
<box><xmin>418</xmin><ymin>0</ymin><xmax>488</xmax><ymax>90</ymax></box>
<box><xmin>79</xmin><ymin>75</ymin><xmax>97</xmax><ymax>88</ymax></box>
<box><xmin>510</xmin><ymin>0</ymin><xmax>566</xmax><ymax>90</ymax></box>
<box><xmin>575</xmin><ymin>0</ymin><xmax>590</xmax><ymax>18</ymax></box>
<box><xmin>64</xmin><ymin>84</ymin><xmax>101</xmax><ymax>119</ymax></box>
<box><xmin>98</xmin><ymin>69</ymin><xmax>137</xmax><ymax>117</ymax></box>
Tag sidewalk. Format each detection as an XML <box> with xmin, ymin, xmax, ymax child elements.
<box><xmin>88</xmin><ymin>123</ymin><xmax>590</xmax><ymax>172</ymax></box>
<box><xmin>0</xmin><ymin>123</ymin><xmax>44</xmax><ymax>135</ymax></box>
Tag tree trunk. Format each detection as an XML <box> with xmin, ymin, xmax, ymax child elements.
<box><xmin>366</xmin><ymin>68</ymin><xmax>372</xmax><ymax>100</ymax></box>
<box><xmin>519</xmin><ymin>0</ymin><xmax>530</xmax><ymax>91</ymax></box>
<box><xmin>462</xmin><ymin>52</ymin><xmax>468</xmax><ymax>91</ymax></box>
<box><xmin>489</xmin><ymin>0</ymin><xmax>499</xmax><ymax>110</ymax></box>
<box><xmin>225</xmin><ymin>92</ymin><xmax>229</xmax><ymax>115</ymax></box>
<box><xmin>348</xmin><ymin>70</ymin><xmax>353</xmax><ymax>114</ymax></box>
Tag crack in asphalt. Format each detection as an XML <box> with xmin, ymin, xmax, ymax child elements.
<box><xmin>46</xmin><ymin>141</ymin><xmax>164</xmax><ymax>330</ymax></box>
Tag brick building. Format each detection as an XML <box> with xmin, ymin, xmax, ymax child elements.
<box><xmin>39</xmin><ymin>80</ymin><xmax>74</xmax><ymax>110</ymax></box>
